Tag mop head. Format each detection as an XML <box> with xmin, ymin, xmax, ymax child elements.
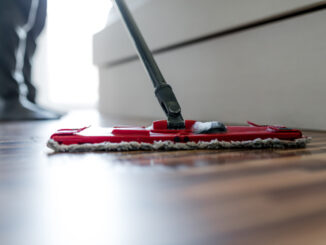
<box><xmin>47</xmin><ymin>120</ymin><xmax>310</xmax><ymax>152</ymax></box>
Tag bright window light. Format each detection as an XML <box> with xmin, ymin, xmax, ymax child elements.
<box><xmin>46</xmin><ymin>0</ymin><xmax>113</xmax><ymax>108</ymax></box>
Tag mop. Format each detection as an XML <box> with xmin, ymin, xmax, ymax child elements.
<box><xmin>47</xmin><ymin>0</ymin><xmax>310</xmax><ymax>152</ymax></box>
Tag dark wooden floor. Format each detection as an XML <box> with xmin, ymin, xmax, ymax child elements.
<box><xmin>0</xmin><ymin>110</ymin><xmax>326</xmax><ymax>245</ymax></box>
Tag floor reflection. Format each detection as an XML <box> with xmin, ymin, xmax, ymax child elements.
<box><xmin>47</xmin><ymin>146</ymin><xmax>317</xmax><ymax>168</ymax></box>
<box><xmin>44</xmin><ymin>159</ymin><xmax>215</xmax><ymax>245</ymax></box>
<box><xmin>46</xmin><ymin>161</ymin><xmax>112</xmax><ymax>245</ymax></box>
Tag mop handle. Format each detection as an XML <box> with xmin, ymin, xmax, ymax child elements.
<box><xmin>114</xmin><ymin>0</ymin><xmax>185</xmax><ymax>129</ymax></box>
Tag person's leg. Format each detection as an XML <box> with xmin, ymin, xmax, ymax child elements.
<box><xmin>23</xmin><ymin>0</ymin><xmax>47</xmax><ymax>103</ymax></box>
<box><xmin>0</xmin><ymin>0</ymin><xmax>24</xmax><ymax>100</ymax></box>
<box><xmin>0</xmin><ymin>0</ymin><xmax>61</xmax><ymax>120</ymax></box>
<box><xmin>22</xmin><ymin>0</ymin><xmax>63</xmax><ymax>118</ymax></box>
<box><xmin>23</xmin><ymin>36</ymin><xmax>37</xmax><ymax>103</ymax></box>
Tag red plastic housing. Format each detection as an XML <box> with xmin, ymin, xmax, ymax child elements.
<box><xmin>50</xmin><ymin>120</ymin><xmax>303</xmax><ymax>146</ymax></box>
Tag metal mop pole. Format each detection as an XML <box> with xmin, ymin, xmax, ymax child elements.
<box><xmin>113</xmin><ymin>0</ymin><xmax>185</xmax><ymax>129</ymax></box>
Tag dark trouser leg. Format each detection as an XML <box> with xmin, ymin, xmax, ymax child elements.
<box><xmin>23</xmin><ymin>35</ymin><xmax>37</xmax><ymax>103</ymax></box>
<box><xmin>0</xmin><ymin>0</ymin><xmax>61</xmax><ymax>120</ymax></box>
<box><xmin>0</xmin><ymin>0</ymin><xmax>27</xmax><ymax>100</ymax></box>
<box><xmin>23</xmin><ymin>0</ymin><xmax>47</xmax><ymax>103</ymax></box>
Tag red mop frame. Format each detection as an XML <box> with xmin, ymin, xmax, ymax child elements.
<box><xmin>50</xmin><ymin>120</ymin><xmax>303</xmax><ymax>146</ymax></box>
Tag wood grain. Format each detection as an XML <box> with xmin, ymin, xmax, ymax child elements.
<box><xmin>0</xmin><ymin>110</ymin><xmax>325</xmax><ymax>245</ymax></box>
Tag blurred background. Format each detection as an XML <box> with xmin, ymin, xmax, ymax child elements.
<box><xmin>33</xmin><ymin>0</ymin><xmax>326</xmax><ymax>130</ymax></box>
<box><xmin>34</xmin><ymin>0</ymin><xmax>113</xmax><ymax>109</ymax></box>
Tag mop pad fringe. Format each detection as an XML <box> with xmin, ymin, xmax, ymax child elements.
<box><xmin>47</xmin><ymin>137</ymin><xmax>311</xmax><ymax>153</ymax></box>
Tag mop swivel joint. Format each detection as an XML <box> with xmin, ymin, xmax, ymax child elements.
<box><xmin>155</xmin><ymin>84</ymin><xmax>185</xmax><ymax>129</ymax></box>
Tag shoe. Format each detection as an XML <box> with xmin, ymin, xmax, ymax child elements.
<box><xmin>0</xmin><ymin>97</ymin><xmax>63</xmax><ymax>121</ymax></box>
